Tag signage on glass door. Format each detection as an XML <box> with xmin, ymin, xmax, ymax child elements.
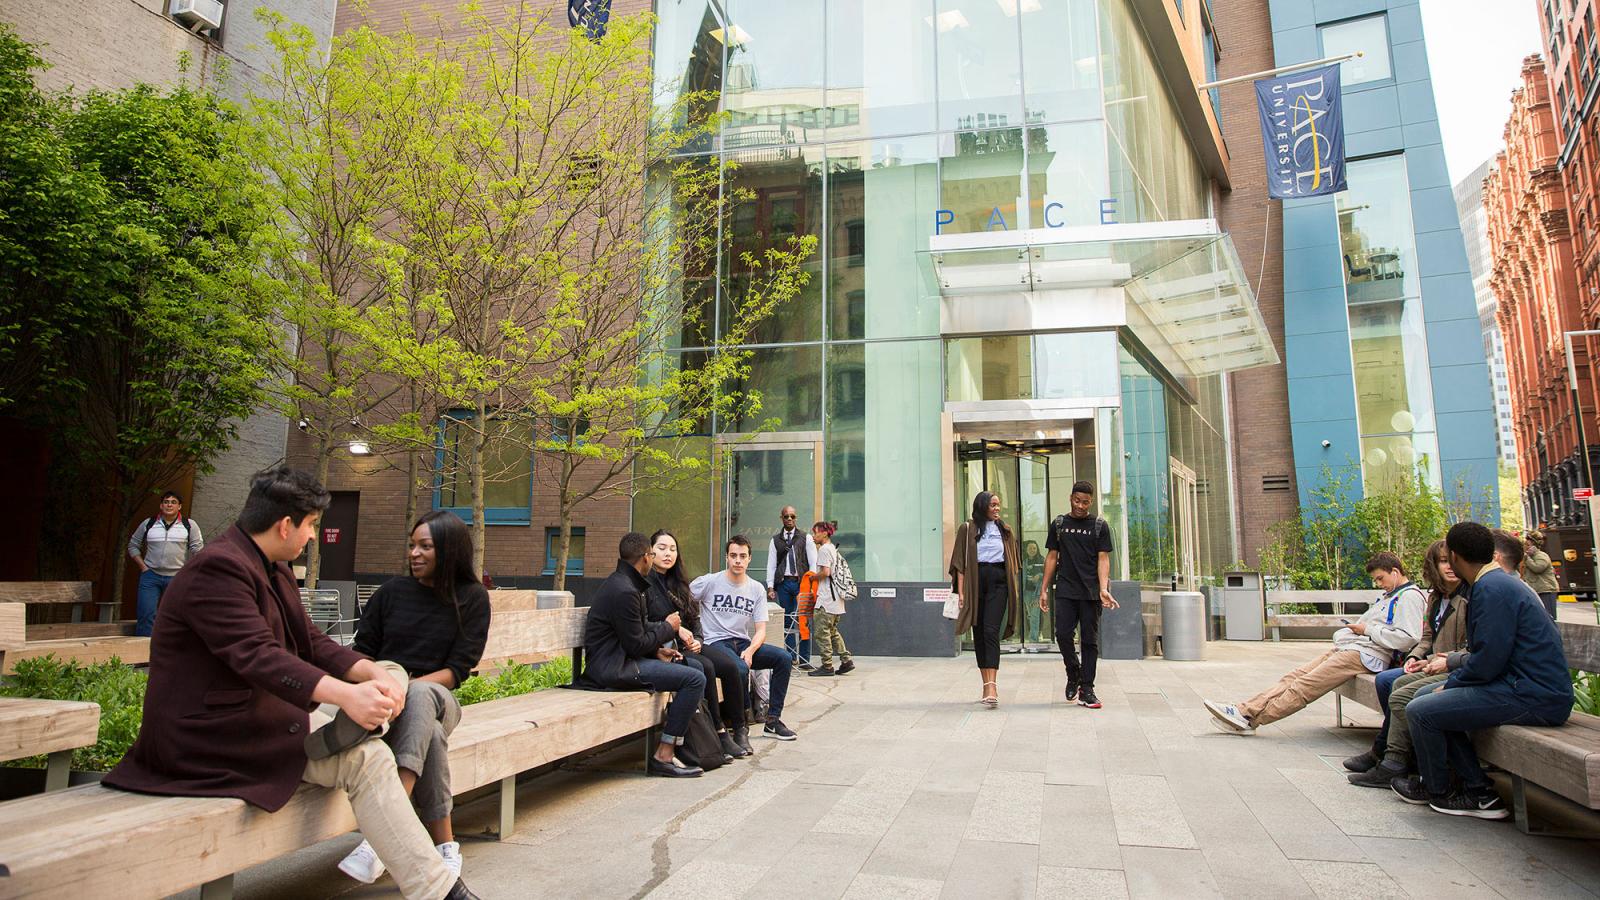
<box><xmin>934</xmin><ymin>198</ymin><xmax>1118</xmax><ymax>235</ymax></box>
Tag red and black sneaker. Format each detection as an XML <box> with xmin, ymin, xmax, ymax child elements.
<box><xmin>1078</xmin><ymin>688</ymin><xmax>1103</xmax><ymax>709</ymax></box>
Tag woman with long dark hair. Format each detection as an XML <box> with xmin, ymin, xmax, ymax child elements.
<box><xmin>947</xmin><ymin>491</ymin><xmax>1020</xmax><ymax>708</ymax></box>
<box><xmin>338</xmin><ymin>510</ymin><xmax>492</xmax><ymax>885</ymax></box>
<box><xmin>646</xmin><ymin>530</ymin><xmax>748</xmax><ymax>759</ymax></box>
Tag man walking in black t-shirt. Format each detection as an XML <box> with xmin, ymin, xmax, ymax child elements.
<box><xmin>1039</xmin><ymin>481</ymin><xmax>1118</xmax><ymax>709</ymax></box>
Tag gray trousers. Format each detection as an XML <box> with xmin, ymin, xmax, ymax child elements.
<box><xmin>1383</xmin><ymin>670</ymin><xmax>1447</xmax><ymax>764</ymax></box>
<box><xmin>385</xmin><ymin>680</ymin><xmax>462</xmax><ymax>823</ymax></box>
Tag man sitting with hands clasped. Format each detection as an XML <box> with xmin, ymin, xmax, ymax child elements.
<box><xmin>104</xmin><ymin>467</ymin><xmax>478</xmax><ymax>900</ymax></box>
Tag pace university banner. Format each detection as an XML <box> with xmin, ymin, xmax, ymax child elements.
<box><xmin>1255</xmin><ymin>64</ymin><xmax>1347</xmax><ymax>199</ymax></box>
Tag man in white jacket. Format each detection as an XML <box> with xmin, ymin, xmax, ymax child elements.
<box><xmin>1205</xmin><ymin>552</ymin><xmax>1426</xmax><ymax>735</ymax></box>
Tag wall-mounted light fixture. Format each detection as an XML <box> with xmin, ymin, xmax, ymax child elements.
<box><xmin>347</xmin><ymin>441</ymin><xmax>372</xmax><ymax>456</ymax></box>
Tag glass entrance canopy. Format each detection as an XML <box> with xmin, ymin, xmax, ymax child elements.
<box><xmin>921</xmin><ymin>219</ymin><xmax>1279</xmax><ymax>379</ymax></box>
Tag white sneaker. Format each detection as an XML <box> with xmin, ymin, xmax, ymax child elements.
<box><xmin>437</xmin><ymin>840</ymin><xmax>462</xmax><ymax>878</ymax></box>
<box><xmin>338</xmin><ymin>838</ymin><xmax>386</xmax><ymax>884</ymax></box>
<box><xmin>1204</xmin><ymin>700</ymin><xmax>1254</xmax><ymax>734</ymax></box>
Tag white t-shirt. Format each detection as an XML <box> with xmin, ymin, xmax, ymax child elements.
<box><xmin>814</xmin><ymin>543</ymin><xmax>846</xmax><ymax>615</ymax></box>
<box><xmin>690</xmin><ymin>571</ymin><xmax>767</xmax><ymax>646</ymax></box>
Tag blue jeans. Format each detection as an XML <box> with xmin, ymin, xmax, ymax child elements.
<box><xmin>1370</xmin><ymin>666</ymin><xmax>1407</xmax><ymax>753</ymax></box>
<box><xmin>705</xmin><ymin>637</ymin><xmax>792</xmax><ymax>719</ymax></box>
<box><xmin>774</xmin><ymin>578</ymin><xmax>810</xmax><ymax>662</ymax></box>
<box><xmin>634</xmin><ymin>658</ymin><xmax>706</xmax><ymax>745</ymax></box>
<box><xmin>1407</xmin><ymin>682</ymin><xmax>1570</xmax><ymax>797</ymax></box>
<box><xmin>135</xmin><ymin>570</ymin><xmax>174</xmax><ymax>637</ymax></box>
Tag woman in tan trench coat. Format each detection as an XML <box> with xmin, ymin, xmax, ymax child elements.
<box><xmin>948</xmin><ymin>490</ymin><xmax>1020</xmax><ymax>708</ymax></box>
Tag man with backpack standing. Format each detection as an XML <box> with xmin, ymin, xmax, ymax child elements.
<box><xmin>127</xmin><ymin>491</ymin><xmax>205</xmax><ymax>637</ymax></box>
<box><xmin>1039</xmin><ymin>481</ymin><xmax>1118</xmax><ymax>709</ymax></box>
<box><xmin>807</xmin><ymin>521</ymin><xmax>856</xmax><ymax>677</ymax></box>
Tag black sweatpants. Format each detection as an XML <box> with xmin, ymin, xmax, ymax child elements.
<box><xmin>1054</xmin><ymin>592</ymin><xmax>1101</xmax><ymax>688</ymax></box>
<box><xmin>975</xmin><ymin>563</ymin><xmax>1007</xmax><ymax>669</ymax></box>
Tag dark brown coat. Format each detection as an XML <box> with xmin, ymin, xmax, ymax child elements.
<box><xmin>104</xmin><ymin>525</ymin><xmax>365</xmax><ymax>812</ymax></box>
<box><xmin>948</xmin><ymin>520</ymin><xmax>1020</xmax><ymax>641</ymax></box>
<box><xmin>1406</xmin><ymin>587</ymin><xmax>1470</xmax><ymax>661</ymax></box>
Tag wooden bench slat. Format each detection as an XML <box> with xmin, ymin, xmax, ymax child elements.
<box><xmin>0</xmin><ymin>604</ymin><xmax>23</xmax><ymax>651</ymax></box>
<box><xmin>1475</xmin><ymin>714</ymin><xmax>1600</xmax><ymax>810</ymax></box>
<box><xmin>0</xmin><ymin>583</ymin><xmax>93</xmax><ymax>605</ymax></box>
<box><xmin>1557</xmin><ymin>622</ymin><xmax>1600</xmax><ymax>673</ymax></box>
<box><xmin>0</xmin><ymin>636</ymin><xmax>150</xmax><ymax>674</ymax></box>
<box><xmin>0</xmin><ymin>698</ymin><xmax>100</xmax><ymax>762</ymax></box>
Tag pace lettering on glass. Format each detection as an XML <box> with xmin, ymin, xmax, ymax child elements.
<box><xmin>934</xmin><ymin>199</ymin><xmax>1118</xmax><ymax>235</ymax></box>
<box><xmin>1254</xmin><ymin>63</ymin><xmax>1347</xmax><ymax>199</ymax></box>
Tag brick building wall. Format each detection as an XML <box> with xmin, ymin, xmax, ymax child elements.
<box><xmin>1490</xmin><ymin>54</ymin><xmax>1598</xmax><ymax>526</ymax></box>
<box><xmin>1210</xmin><ymin>0</ymin><xmax>1296</xmax><ymax>565</ymax></box>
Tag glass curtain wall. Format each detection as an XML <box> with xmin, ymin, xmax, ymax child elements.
<box><xmin>1334</xmin><ymin>155</ymin><xmax>1442</xmax><ymax>492</ymax></box>
<box><xmin>646</xmin><ymin>0</ymin><xmax>1222</xmax><ymax>579</ymax></box>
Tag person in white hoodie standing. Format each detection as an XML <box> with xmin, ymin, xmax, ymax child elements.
<box><xmin>1205</xmin><ymin>552</ymin><xmax>1426</xmax><ymax>735</ymax></box>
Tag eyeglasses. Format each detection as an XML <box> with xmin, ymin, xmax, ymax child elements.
<box><xmin>782</xmin><ymin>514</ymin><xmax>797</xmax><ymax>519</ymax></box>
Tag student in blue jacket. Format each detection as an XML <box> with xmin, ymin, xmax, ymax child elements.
<box><xmin>1393</xmin><ymin>522</ymin><xmax>1573</xmax><ymax>819</ymax></box>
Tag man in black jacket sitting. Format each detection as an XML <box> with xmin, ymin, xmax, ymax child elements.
<box><xmin>575</xmin><ymin>532</ymin><xmax>707</xmax><ymax>777</ymax></box>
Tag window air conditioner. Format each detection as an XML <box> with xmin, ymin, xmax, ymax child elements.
<box><xmin>171</xmin><ymin>0</ymin><xmax>225</xmax><ymax>32</ymax></box>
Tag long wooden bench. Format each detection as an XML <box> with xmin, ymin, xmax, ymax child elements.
<box><xmin>0</xmin><ymin>698</ymin><xmax>100</xmax><ymax>793</ymax></box>
<box><xmin>0</xmin><ymin>598</ymin><xmax>785</xmax><ymax>897</ymax></box>
<box><xmin>0</xmin><ymin>582</ymin><xmax>148</xmax><ymax>674</ymax></box>
<box><xmin>1332</xmin><ymin>621</ymin><xmax>1600</xmax><ymax>833</ymax></box>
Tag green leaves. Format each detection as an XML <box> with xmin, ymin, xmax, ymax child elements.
<box><xmin>453</xmin><ymin>657</ymin><xmax>572</xmax><ymax>706</ymax></box>
<box><xmin>0</xmin><ymin>656</ymin><xmax>148</xmax><ymax>773</ymax></box>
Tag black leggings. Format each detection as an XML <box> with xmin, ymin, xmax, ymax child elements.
<box><xmin>975</xmin><ymin>563</ymin><xmax>1007</xmax><ymax>669</ymax></box>
<box><xmin>699</xmin><ymin>645</ymin><xmax>748</xmax><ymax>728</ymax></box>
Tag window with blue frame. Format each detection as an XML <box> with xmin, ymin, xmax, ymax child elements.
<box><xmin>1318</xmin><ymin>14</ymin><xmax>1393</xmax><ymax>87</ymax></box>
<box><xmin>543</xmin><ymin>527</ymin><xmax>585</xmax><ymax>576</ymax></box>
<box><xmin>435</xmin><ymin>412</ymin><xmax>533</xmax><ymax>524</ymax></box>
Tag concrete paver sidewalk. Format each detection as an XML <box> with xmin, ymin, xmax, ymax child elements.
<box><xmin>215</xmin><ymin>641</ymin><xmax>1600</xmax><ymax>899</ymax></box>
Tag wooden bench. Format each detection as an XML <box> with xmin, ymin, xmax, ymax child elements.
<box><xmin>0</xmin><ymin>598</ymin><xmax>785</xmax><ymax>897</ymax></box>
<box><xmin>0</xmin><ymin>698</ymin><xmax>100</xmax><ymax>793</ymax></box>
<box><xmin>0</xmin><ymin>582</ymin><xmax>148</xmax><ymax>674</ymax></box>
<box><xmin>1332</xmin><ymin>621</ymin><xmax>1600</xmax><ymax>834</ymax></box>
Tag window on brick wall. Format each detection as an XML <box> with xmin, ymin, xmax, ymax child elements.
<box><xmin>543</xmin><ymin>527</ymin><xmax>585</xmax><ymax>576</ymax></box>
<box><xmin>435</xmin><ymin>411</ymin><xmax>533</xmax><ymax>525</ymax></box>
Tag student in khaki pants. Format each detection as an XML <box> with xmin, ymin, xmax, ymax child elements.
<box><xmin>807</xmin><ymin>521</ymin><xmax>855</xmax><ymax>677</ymax></box>
<box><xmin>1205</xmin><ymin>552</ymin><xmax>1426</xmax><ymax>735</ymax></box>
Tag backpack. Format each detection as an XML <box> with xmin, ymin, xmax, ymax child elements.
<box><xmin>671</xmin><ymin>697</ymin><xmax>726</xmax><ymax>772</ymax></box>
<box><xmin>140</xmin><ymin>515</ymin><xmax>193</xmax><ymax>554</ymax></box>
<box><xmin>830</xmin><ymin>550</ymin><xmax>858</xmax><ymax>603</ymax></box>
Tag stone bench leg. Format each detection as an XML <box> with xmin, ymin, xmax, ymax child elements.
<box><xmin>44</xmin><ymin>750</ymin><xmax>72</xmax><ymax>792</ymax></box>
<box><xmin>199</xmin><ymin>874</ymin><xmax>233</xmax><ymax>900</ymax></box>
<box><xmin>497</xmin><ymin>774</ymin><xmax>516</xmax><ymax>840</ymax></box>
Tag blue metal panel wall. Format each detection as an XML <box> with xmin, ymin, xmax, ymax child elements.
<box><xmin>1267</xmin><ymin>0</ymin><xmax>1500</xmax><ymax>516</ymax></box>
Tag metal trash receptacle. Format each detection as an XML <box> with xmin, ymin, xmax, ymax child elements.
<box><xmin>1222</xmin><ymin>571</ymin><xmax>1265</xmax><ymax>641</ymax></box>
<box><xmin>1160</xmin><ymin>591</ymin><xmax>1206</xmax><ymax>660</ymax></box>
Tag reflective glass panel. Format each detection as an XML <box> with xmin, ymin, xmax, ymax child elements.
<box><xmin>634</xmin><ymin>436</ymin><xmax>716</xmax><ymax>572</ymax></box>
<box><xmin>653</xmin><ymin>0</ymin><xmax>726</xmax><ymax>143</ymax></box>
<box><xmin>723</xmin><ymin>0</ymin><xmax>826</xmax><ymax>149</ymax></box>
<box><xmin>1020</xmin><ymin>0</ymin><xmax>1101</xmax><ymax>124</ymax></box>
<box><xmin>1120</xmin><ymin>348</ymin><xmax>1171</xmax><ymax>583</ymax></box>
<box><xmin>438</xmin><ymin>416</ymin><xmax>532</xmax><ymax>511</ymax></box>
<box><xmin>720</xmin><ymin>146</ymin><xmax>824</xmax><ymax>345</ymax></box>
<box><xmin>719</xmin><ymin>344</ymin><xmax>823</xmax><ymax>433</ymax></box>
<box><xmin>1026</xmin><ymin>120</ymin><xmax>1111</xmax><ymax>229</ymax></box>
<box><xmin>825</xmin><ymin>339</ymin><xmax>934</xmax><ymax>576</ymax></box>
<box><xmin>1320</xmin><ymin>15</ymin><xmax>1393</xmax><ymax>86</ymax></box>
<box><xmin>938</xmin><ymin>128</ymin><xmax>1025</xmax><ymax>235</ymax></box>
<box><xmin>827</xmin><ymin>0</ymin><xmax>937</xmax><ymax>138</ymax></box>
<box><xmin>935</xmin><ymin>0</ymin><xmax>1024</xmax><ymax>130</ymax></box>
<box><xmin>827</xmin><ymin>137</ymin><xmax>940</xmax><ymax>339</ymax></box>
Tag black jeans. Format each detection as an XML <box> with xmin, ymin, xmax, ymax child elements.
<box><xmin>1538</xmin><ymin>592</ymin><xmax>1557</xmax><ymax>620</ymax></box>
<box><xmin>974</xmin><ymin>563</ymin><xmax>1007</xmax><ymax>669</ymax></box>
<box><xmin>681</xmin><ymin>649</ymin><xmax>723</xmax><ymax>731</ymax></box>
<box><xmin>635</xmin><ymin>658</ymin><xmax>706</xmax><ymax>744</ymax></box>
<box><xmin>1054</xmin><ymin>592</ymin><xmax>1101</xmax><ymax>688</ymax></box>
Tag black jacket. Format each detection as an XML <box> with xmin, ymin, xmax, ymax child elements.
<box><xmin>574</xmin><ymin>562</ymin><xmax>677</xmax><ymax>689</ymax></box>
<box><xmin>645</xmin><ymin>571</ymin><xmax>701</xmax><ymax>637</ymax></box>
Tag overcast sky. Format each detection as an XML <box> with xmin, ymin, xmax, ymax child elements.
<box><xmin>1419</xmin><ymin>0</ymin><xmax>1545</xmax><ymax>187</ymax></box>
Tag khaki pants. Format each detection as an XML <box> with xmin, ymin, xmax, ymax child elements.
<box><xmin>1383</xmin><ymin>670</ymin><xmax>1447</xmax><ymax>763</ymax></box>
<box><xmin>303</xmin><ymin>662</ymin><xmax>454</xmax><ymax>900</ymax></box>
<box><xmin>1239</xmin><ymin>648</ymin><xmax>1370</xmax><ymax>727</ymax></box>
<box><xmin>814</xmin><ymin>609</ymin><xmax>851</xmax><ymax>666</ymax></box>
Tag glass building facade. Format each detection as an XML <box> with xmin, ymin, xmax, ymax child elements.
<box><xmin>643</xmin><ymin>0</ymin><xmax>1269</xmax><ymax>645</ymax></box>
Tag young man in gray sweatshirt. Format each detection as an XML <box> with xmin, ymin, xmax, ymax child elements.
<box><xmin>1206</xmin><ymin>552</ymin><xmax>1426</xmax><ymax>734</ymax></box>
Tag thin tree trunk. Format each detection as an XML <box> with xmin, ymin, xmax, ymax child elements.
<box><xmin>404</xmin><ymin>449</ymin><xmax>420</xmax><ymax>536</ymax></box>
<box><xmin>305</xmin><ymin>434</ymin><xmax>332</xmax><ymax>589</ymax></box>
<box><xmin>553</xmin><ymin>454</ymin><xmax>575</xmax><ymax>591</ymax></box>
<box><xmin>470</xmin><ymin>399</ymin><xmax>488</xmax><ymax>578</ymax></box>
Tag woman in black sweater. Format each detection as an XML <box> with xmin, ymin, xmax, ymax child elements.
<box><xmin>338</xmin><ymin>510</ymin><xmax>491</xmax><ymax>886</ymax></box>
<box><xmin>646</xmin><ymin>529</ymin><xmax>748</xmax><ymax>760</ymax></box>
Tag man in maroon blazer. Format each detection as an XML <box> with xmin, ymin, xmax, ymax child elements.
<box><xmin>105</xmin><ymin>467</ymin><xmax>478</xmax><ymax>900</ymax></box>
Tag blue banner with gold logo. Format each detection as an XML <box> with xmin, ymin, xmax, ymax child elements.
<box><xmin>1255</xmin><ymin>64</ymin><xmax>1347</xmax><ymax>199</ymax></box>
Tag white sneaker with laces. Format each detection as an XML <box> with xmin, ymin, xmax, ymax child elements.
<box><xmin>437</xmin><ymin>840</ymin><xmax>463</xmax><ymax>878</ymax></box>
<box><xmin>337</xmin><ymin>838</ymin><xmax>386</xmax><ymax>884</ymax></box>
<box><xmin>1204</xmin><ymin>700</ymin><xmax>1254</xmax><ymax>733</ymax></box>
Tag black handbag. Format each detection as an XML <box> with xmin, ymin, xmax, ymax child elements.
<box><xmin>673</xmin><ymin>698</ymin><xmax>726</xmax><ymax>771</ymax></box>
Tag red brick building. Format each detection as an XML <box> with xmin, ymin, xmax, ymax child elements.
<box><xmin>1487</xmin><ymin>55</ymin><xmax>1597</xmax><ymax>525</ymax></box>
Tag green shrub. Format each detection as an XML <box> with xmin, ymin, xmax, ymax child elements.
<box><xmin>1575</xmin><ymin>670</ymin><xmax>1600</xmax><ymax>717</ymax></box>
<box><xmin>0</xmin><ymin>655</ymin><xmax>147</xmax><ymax>772</ymax></box>
<box><xmin>453</xmin><ymin>657</ymin><xmax>572</xmax><ymax>707</ymax></box>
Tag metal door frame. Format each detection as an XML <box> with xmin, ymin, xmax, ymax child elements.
<box><xmin>1170</xmin><ymin>457</ymin><xmax>1199</xmax><ymax>591</ymax></box>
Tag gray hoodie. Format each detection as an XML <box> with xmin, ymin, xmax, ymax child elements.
<box><xmin>1331</xmin><ymin>581</ymin><xmax>1427</xmax><ymax>670</ymax></box>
